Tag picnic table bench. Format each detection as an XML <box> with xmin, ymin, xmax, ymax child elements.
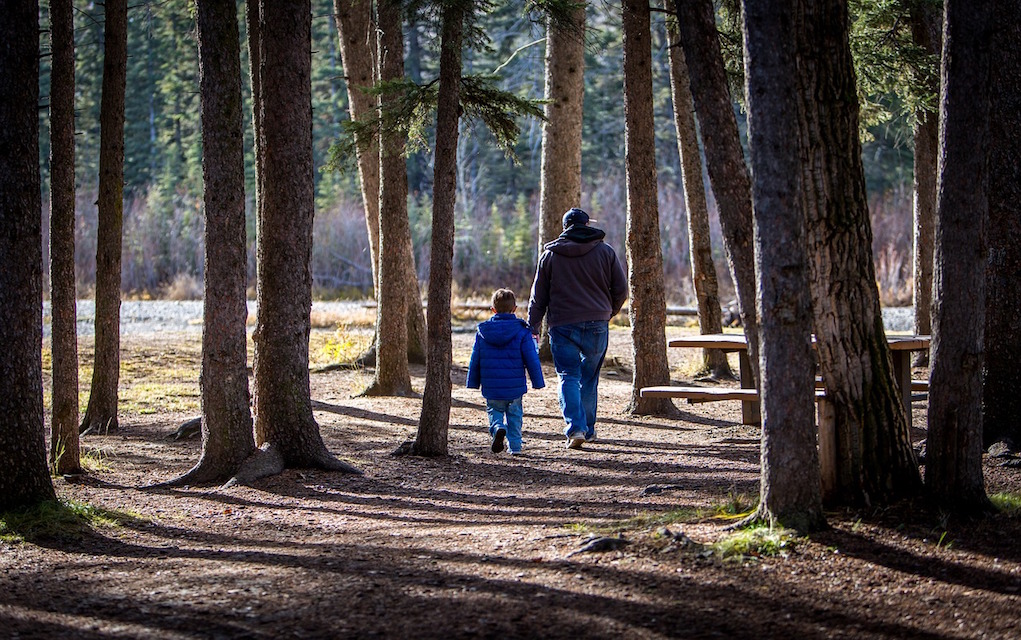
<box><xmin>641</xmin><ymin>333</ymin><xmax>930</xmax><ymax>427</ymax></box>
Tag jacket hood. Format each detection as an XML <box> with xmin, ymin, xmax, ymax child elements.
<box><xmin>477</xmin><ymin>313</ymin><xmax>528</xmax><ymax>347</ymax></box>
<box><xmin>545</xmin><ymin>225</ymin><xmax>607</xmax><ymax>257</ymax></box>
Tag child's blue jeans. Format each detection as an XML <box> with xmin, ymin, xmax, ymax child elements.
<box><xmin>486</xmin><ymin>397</ymin><xmax>523</xmax><ymax>452</ymax></box>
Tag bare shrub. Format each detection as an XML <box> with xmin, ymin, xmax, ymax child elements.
<box><xmin>311</xmin><ymin>198</ymin><xmax>373</xmax><ymax>298</ymax></box>
<box><xmin>163</xmin><ymin>273</ymin><xmax>202</xmax><ymax>301</ymax></box>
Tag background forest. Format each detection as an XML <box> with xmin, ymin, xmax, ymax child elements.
<box><xmin>37</xmin><ymin>0</ymin><xmax>916</xmax><ymax>304</ymax></box>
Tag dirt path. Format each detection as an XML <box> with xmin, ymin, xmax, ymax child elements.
<box><xmin>4</xmin><ymin>328</ymin><xmax>1020</xmax><ymax>639</ymax></box>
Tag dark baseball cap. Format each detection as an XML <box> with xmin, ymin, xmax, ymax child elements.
<box><xmin>562</xmin><ymin>208</ymin><xmax>596</xmax><ymax>229</ymax></box>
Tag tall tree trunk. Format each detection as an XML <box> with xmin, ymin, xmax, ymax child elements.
<box><xmin>169</xmin><ymin>0</ymin><xmax>255</xmax><ymax>486</ymax></box>
<box><xmin>0</xmin><ymin>0</ymin><xmax>57</xmax><ymax>510</ymax></box>
<box><xmin>909</xmin><ymin>1</ymin><xmax>941</xmax><ymax>366</ymax></box>
<box><xmin>49</xmin><ymin>0</ymin><xmax>82</xmax><ymax>475</ymax></box>
<box><xmin>363</xmin><ymin>0</ymin><xmax>413</xmax><ymax>397</ymax></box>
<box><xmin>81</xmin><ymin>0</ymin><xmax>128</xmax><ymax>435</ymax></box>
<box><xmin>672</xmin><ymin>0</ymin><xmax>760</xmax><ymax>388</ymax></box>
<box><xmin>334</xmin><ymin>0</ymin><xmax>427</xmax><ymax>367</ymax></box>
<box><xmin>334</xmin><ymin>0</ymin><xmax>380</xmax><ymax>295</ymax></box>
<box><xmin>665</xmin><ymin>17</ymin><xmax>731</xmax><ymax>380</ymax></box>
<box><xmin>410</xmin><ymin>1</ymin><xmax>464</xmax><ymax>457</ymax></box>
<box><xmin>251</xmin><ymin>0</ymin><xmax>358</xmax><ymax>475</ymax></box>
<box><xmin>927</xmin><ymin>0</ymin><xmax>994</xmax><ymax>513</ymax></box>
<box><xmin>741</xmin><ymin>0</ymin><xmax>824</xmax><ymax>532</ymax></box>
<box><xmin>982</xmin><ymin>3</ymin><xmax>1021</xmax><ymax>450</ymax></box>
<box><xmin>538</xmin><ymin>4</ymin><xmax>585</xmax><ymax>252</ymax></box>
<box><xmin>793</xmin><ymin>0</ymin><xmax>921</xmax><ymax>506</ymax></box>
<box><xmin>622</xmin><ymin>0</ymin><xmax>676</xmax><ymax>416</ymax></box>
<box><xmin>536</xmin><ymin>3</ymin><xmax>585</xmax><ymax>360</ymax></box>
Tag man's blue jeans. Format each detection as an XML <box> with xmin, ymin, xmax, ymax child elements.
<box><xmin>486</xmin><ymin>397</ymin><xmax>523</xmax><ymax>452</ymax></box>
<box><xmin>549</xmin><ymin>321</ymin><xmax>609</xmax><ymax>440</ymax></box>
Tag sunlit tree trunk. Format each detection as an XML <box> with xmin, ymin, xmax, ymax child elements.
<box><xmin>411</xmin><ymin>1</ymin><xmax>465</xmax><ymax>457</ymax></box>
<box><xmin>741</xmin><ymin>0</ymin><xmax>824</xmax><ymax>532</ymax></box>
<box><xmin>536</xmin><ymin>2</ymin><xmax>585</xmax><ymax>360</ymax></box>
<box><xmin>363</xmin><ymin>0</ymin><xmax>413</xmax><ymax>396</ymax></box>
<box><xmin>334</xmin><ymin>0</ymin><xmax>426</xmax><ymax>367</ymax></box>
<box><xmin>81</xmin><ymin>0</ymin><xmax>128</xmax><ymax>435</ymax></box>
<box><xmin>672</xmin><ymin>0</ymin><xmax>760</xmax><ymax>387</ymax></box>
<box><xmin>0</xmin><ymin>0</ymin><xmax>57</xmax><ymax>510</ymax></box>
<box><xmin>168</xmin><ymin>0</ymin><xmax>256</xmax><ymax>486</ymax></box>
<box><xmin>665</xmin><ymin>16</ymin><xmax>731</xmax><ymax>380</ymax></box>
<box><xmin>622</xmin><ymin>0</ymin><xmax>676</xmax><ymax>416</ymax></box>
<box><xmin>793</xmin><ymin>0</ymin><xmax>921</xmax><ymax>506</ymax></box>
<box><xmin>48</xmin><ymin>0</ymin><xmax>82</xmax><ymax>475</ymax></box>
<box><xmin>982</xmin><ymin>3</ymin><xmax>1021</xmax><ymax>451</ymax></box>
<box><xmin>927</xmin><ymin>0</ymin><xmax>994</xmax><ymax>513</ymax></box>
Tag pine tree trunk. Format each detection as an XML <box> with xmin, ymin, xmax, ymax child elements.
<box><xmin>539</xmin><ymin>5</ymin><xmax>585</xmax><ymax>248</ymax></box>
<box><xmin>48</xmin><ymin>0</ymin><xmax>82</xmax><ymax>475</ymax></box>
<box><xmin>168</xmin><ymin>0</ymin><xmax>256</xmax><ymax>486</ymax></box>
<box><xmin>82</xmin><ymin>0</ymin><xmax>128</xmax><ymax>435</ymax></box>
<box><xmin>0</xmin><ymin>0</ymin><xmax>57</xmax><ymax>510</ymax></box>
<box><xmin>622</xmin><ymin>0</ymin><xmax>676</xmax><ymax>416</ymax></box>
<box><xmin>742</xmin><ymin>0</ymin><xmax>824</xmax><ymax>532</ymax></box>
<box><xmin>672</xmin><ymin>0</ymin><xmax>760</xmax><ymax>388</ymax></box>
<box><xmin>982</xmin><ymin>3</ymin><xmax>1021</xmax><ymax>450</ymax></box>
<box><xmin>334</xmin><ymin>0</ymin><xmax>380</xmax><ymax>295</ymax></box>
<box><xmin>665</xmin><ymin>18</ymin><xmax>731</xmax><ymax>380</ymax></box>
<box><xmin>253</xmin><ymin>0</ymin><xmax>357</xmax><ymax>474</ymax></box>
<box><xmin>536</xmin><ymin>4</ymin><xmax>586</xmax><ymax>361</ymax></box>
<box><xmin>909</xmin><ymin>2</ymin><xmax>941</xmax><ymax>365</ymax></box>
<box><xmin>364</xmin><ymin>0</ymin><xmax>413</xmax><ymax>397</ymax></box>
<box><xmin>412</xmin><ymin>3</ymin><xmax>464</xmax><ymax>457</ymax></box>
<box><xmin>927</xmin><ymin>0</ymin><xmax>995</xmax><ymax>512</ymax></box>
<box><xmin>793</xmin><ymin>0</ymin><xmax>921</xmax><ymax>506</ymax></box>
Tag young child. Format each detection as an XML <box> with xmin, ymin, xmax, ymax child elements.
<box><xmin>466</xmin><ymin>288</ymin><xmax>545</xmax><ymax>455</ymax></box>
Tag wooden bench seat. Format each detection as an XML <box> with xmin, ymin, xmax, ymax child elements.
<box><xmin>640</xmin><ymin>385</ymin><xmax>828</xmax><ymax>404</ymax></box>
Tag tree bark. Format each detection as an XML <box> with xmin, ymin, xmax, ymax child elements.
<box><xmin>411</xmin><ymin>2</ymin><xmax>465</xmax><ymax>457</ymax></box>
<box><xmin>909</xmin><ymin>1</ymin><xmax>941</xmax><ymax>366</ymax></box>
<box><xmin>982</xmin><ymin>3</ymin><xmax>1021</xmax><ymax>450</ymax></box>
<box><xmin>81</xmin><ymin>0</ymin><xmax>128</xmax><ymax>435</ymax></box>
<box><xmin>794</xmin><ymin>0</ymin><xmax>921</xmax><ymax>506</ymax></box>
<box><xmin>927</xmin><ymin>0</ymin><xmax>994</xmax><ymax>513</ymax></box>
<box><xmin>672</xmin><ymin>0</ymin><xmax>760</xmax><ymax>389</ymax></box>
<box><xmin>622</xmin><ymin>0</ymin><xmax>676</xmax><ymax>416</ymax></box>
<box><xmin>334</xmin><ymin>0</ymin><xmax>380</xmax><ymax>295</ymax></box>
<box><xmin>0</xmin><ymin>0</ymin><xmax>57</xmax><ymax>510</ymax></box>
<box><xmin>168</xmin><ymin>0</ymin><xmax>255</xmax><ymax>486</ymax></box>
<box><xmin>539</xmin><ymin>4</ymin><xmax>585</xmax><ymax>250</ymax></box>
<box><xmin>48</xmin><ymin>0</ymin><xmax>82</xmax><ymax>475</ymax></box>
<box><xmin>741</xmin><ymin>0</ymin><xmax>824</xmax><ymax>532</ymax></box>
<box><xmin>252</xmin><ymin>0</ymin><xmax>358</xmax><ymax>475</ymax></box>
<box><xmin>334</xmin><ymin>0</ymin><xmax>427</xmax><ymax>367</ymax></box>
<box><xmin>363</xmin><ymin>0</ymin><xmax>413</xmax><ymax>397</ymax></box>
<box><xmin>536</xmin><ymin>3</ymin><xmax>586</xmax><ymax>361</ymax></box>
<box><xmin>665</xmin><ymin>17</ymin><xmax>731</xmax><ymax>380</ymax></box>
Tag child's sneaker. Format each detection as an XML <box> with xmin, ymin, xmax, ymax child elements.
<box><xmin>491</xmin><ymin>428</ymin><xmax>507</xmax><ymax>453</ymax></box>
<box><xmin>509</xmin><ymin>449</ymin><xmax>522</xmax><ymax>456</ymax></box>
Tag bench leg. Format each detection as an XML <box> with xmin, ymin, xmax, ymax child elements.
<box><xmin>891</xmin><ymin>351</ymin><xmax>912</xmax><ymax>427</ymax></box>
<box><xmin>739</xmin><ymin>352</ymin><xmax>761</xmax><ymax>426</ymax></box>
<box><xmin>817</xmin><ymin>397</ymin><xmax>837</xmax><ymax>502</ymax></box>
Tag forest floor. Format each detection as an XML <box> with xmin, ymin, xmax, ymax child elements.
<box><xmin>3</xmin><ymin>316</ymin><xmax>1021</xmax><ymax>639</ymax></box>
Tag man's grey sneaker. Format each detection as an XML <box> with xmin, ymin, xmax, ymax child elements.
<box><xmin>491</xmin><ymin>428</ymin><xmax>507</xmax><ymax>453</ymax></box>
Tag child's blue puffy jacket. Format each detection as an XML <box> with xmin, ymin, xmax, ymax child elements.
<box><xmin>466</xmin><ymin>313</ymin><xmax>545</xmax><ymax>401</ymax></box>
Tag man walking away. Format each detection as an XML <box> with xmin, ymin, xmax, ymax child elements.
<box><xmin>527</xmin><ymin>208</ymin><xmax>628</xmax><ymax>449</ymax></box>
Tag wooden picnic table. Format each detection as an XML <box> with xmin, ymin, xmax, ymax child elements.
<box><xmin>665</xmin><ymin>333</ymin><xmax>931</xmax><ymax>426</ymax></box>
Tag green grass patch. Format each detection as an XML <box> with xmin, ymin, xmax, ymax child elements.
<box><xmin>712</xmin><ymin>526</ymin><xmax>801</xmax><ymax>560</ymax></box>
<box><xmin>1</xmin><ymin>500</ymin><xmax>142</xmax><ymax>543</ymax></box>
<box><xmin>991</xmin><ymin>492</ymin><xmax>1021</xmax><ymax>515</ymax></box>
<box><xmin>714</xmin><ymin>490</ymin><xmax>756</xmax><ymax>520</ymax></box>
